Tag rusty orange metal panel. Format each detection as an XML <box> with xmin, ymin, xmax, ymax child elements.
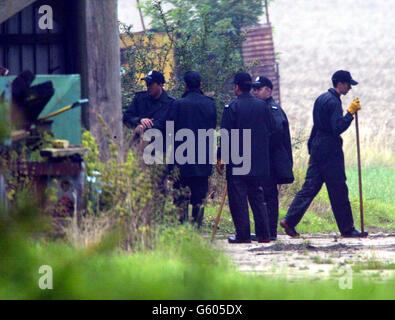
<box><xmin>242</xmin><ymin>23</ymin><xmax>281</xmax><ymax>105</ymax></box>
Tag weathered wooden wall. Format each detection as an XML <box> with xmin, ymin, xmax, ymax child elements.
<box><xmin>0</xmin><ymin>0</ymin><xmax>37</xmax><ymax>23</ymax></box>
<box><xmin>0</xmin><ymin>0</ymin><xmax>71</xmax><ymax>75</ymax></box>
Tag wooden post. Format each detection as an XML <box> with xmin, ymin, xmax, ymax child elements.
<box><xmin>78</xmin><ymin>0</ymin><xmax>123</xmax><ymax>160</ymax></box>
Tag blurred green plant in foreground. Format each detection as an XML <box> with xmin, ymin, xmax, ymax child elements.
<box><xmin>1</xmin><ymin>202</ymin><xmax>394</xmax><ymax>300</ymax></box>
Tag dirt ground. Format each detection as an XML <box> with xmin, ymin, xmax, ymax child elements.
<box><xmin>214</xmin><ymin>233</ymin><xmax>395</xmax><ymax>280</ymax></box>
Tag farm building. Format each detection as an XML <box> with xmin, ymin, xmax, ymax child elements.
<box><xmin>0</xmin><ymin>0</ymin><xmax>123</xmax><ymax>152</ymax></box>
<box><xmin>242</xmin><ymin>23</ymin><xmax>281</xmax><ymax>105</ymax></box>
<box><xmin>0</xmin><ymin>0</ymin><xmax>123</xmax><ymax>211</ymax></box>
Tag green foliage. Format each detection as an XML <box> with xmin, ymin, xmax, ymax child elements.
<box><xmin>82</xmin><ymin>130</ymin><xmax>103</xmax><ymax>176</ymax></box>
<box><xmin>121</xmin><ymin>0</ymin><xmax>267</xmax><ymax>123</ymax></box>
<box><xmin>145</xmin><ymin>0</ymin><xmax>266</xmax><ymax>33</ymax></box>
<box><xmin>312</xmin><ymin>256</ymin><xmax>333</xmax><ymax>265</ymax></box>
<box><xmin>352</xmin><ymin>259</ymin><xmax>395</xmax><ymax>273</ymax></box>
<box><xmin>26</xmin><ymin>132</ymin><xmax>55</xmax><ymax>162</ymax></box>
<box><xmin>81</xmin><ymin>124</ymin><xmax>181</xmax><ymax>250</ymax></box>
<box><xmin>1</xmin><ymin>215</ymin><xmax>394</xmax><ymax>299</ymax></box>
<box><xmin>1</xmin><ymin>176</ymin><xmax>394</xmax><ymax>300</ymax></box>
<box><xmin>0</xmin><ymin>97</ymin><xmax>10</xmax><ymax>145</ymax></box>
<box><xmin>119</xmin><ymin>23</ymin><xmax>175</xmax><ymax>108</ymax></box>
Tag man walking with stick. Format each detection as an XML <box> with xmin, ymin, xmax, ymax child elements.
<box><xmin>280</xmin><ymin>70</ymin><xmax>368</xmax><ymax>238</ymax></box>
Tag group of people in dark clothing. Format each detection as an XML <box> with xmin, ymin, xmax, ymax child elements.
<box><xmin>123</xmin><ymin>68</ymin><xmax>368</xmax><ymax>244</ymax></box>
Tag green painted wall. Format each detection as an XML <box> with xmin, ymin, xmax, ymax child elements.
<box><xmin>0</xmin><ymin>74</ymin><xmax>82</xmax><ymax>145</ymax></box>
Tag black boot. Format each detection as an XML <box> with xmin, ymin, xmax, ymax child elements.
<box><xmin>341</xmin><ymin>227</ymin><xmax>368</xmax><ymax>238</ymax></box>
<box><xmin>280</xmin><ymin>219</ymin><xmax>300</xmax><ymax>238</ymax></box>
<box><xmin>228</xmin><ymin>235</ymin><xmax>251</xmax><ymax>244</ymax></box>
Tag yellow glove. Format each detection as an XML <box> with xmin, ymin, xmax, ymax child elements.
<box><xmin>216</xmin><ymin>159</ymin><xmax>224</xmax><ymax>175</ymax></box>
<box><xmin>347</xmin><ymin>98</ymin><xmax>361</xmax><ymax>115</ymax></box>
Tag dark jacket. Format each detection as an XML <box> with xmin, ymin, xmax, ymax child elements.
<box><xmin>218</xmin><ymin>93</ymin><xmax>276</xmax><ymax>180</ymax></box>
<box><xmin>166</xmin><ymin>88</ymin><xmax>217</xmax><ymax>177</ymax></box>
<box><xmin>308</xmin><ymin>88</ymin><xmax>354</xmax><ymax>182</ymax></box>
<box><xmin>123</xmin><ymin>89</ymin><xmax>175</xmax><ymax>131</ymax></box>
<box><xmin>265</xmin><ymin>97</ymin><xmax>294</xmax><ymax>184</ymax></box>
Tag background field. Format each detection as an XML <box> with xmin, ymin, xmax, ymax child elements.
<box><xmin>262</xmin><ymin>0</ymin><xmax>394</xmax><ymax>234</ymax></box>
<box><xmin>270</xmin><ymin>0</ymin><xmax>395</xmax><ymax>143</ymax></box>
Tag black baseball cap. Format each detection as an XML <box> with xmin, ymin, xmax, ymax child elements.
<box><xmin>141</xmin><ymin>70</ymin><xmax>166</xmax><ymax>84</ymax></box>
<box><xmin>253</xmin><ymin>76</ymin><xmax>273</xmax><ymax>89</ymax></box>
<box><xmin>184</xmin><ymin>71</ymin><xmax>201</xmax><ymax>88</ymax></box>
<box><xmin>331</xmin><ymin>70</ymin><xmax>358</xmax><ymax>85</ymax></box>
<box><xmin>231</xmin><ymin>72</ymin><xmax>252</xmax><ymax>86</ymax></box>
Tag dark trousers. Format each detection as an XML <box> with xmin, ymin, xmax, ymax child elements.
<box><xmin>284</xmin><ymin>162</ymin><xmax>354</xmax><ymax>234</ymax></box>
<box><xmin>263</xmin><ymin>179</ymin><xmax>279</xmax><ymax>238</ymax></box>
<box><xmin>227</xmin><ymin>176</ymin><xmax>270</xmax><ymax>240</ymax></box>
<box><xmin>174</xmin><ymin>176</ymin><xmax>209</xmax><ymax>223</ymax></box>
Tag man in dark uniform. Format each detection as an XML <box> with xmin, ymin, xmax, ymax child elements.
<box><xmin>123</xmin><ymin>70</ymin><xmax>175</xmax><ymax>204</ymax></box>
<box><xmin>123</xmin><ymin>70</ymin><xmax>175</xmax><ymax>136</ymax></box>
<box><xmin>280</xmin><ymin>70</ymin><xmax>368</xmax><ymax>238</ymax></box>
<box><xmin>167</xmin><ymin>71</ymin><xmax>217</xmax><ymax>227</ymax></box>
<box><xmin>217</xmin><ymin>72</ymin><xmax>275</xmax><ymax>243</ymax></box>
<box><xmin>252</xmin><ymin>76</ymin><xmax>294</xmax><ymax>240</ymax></box>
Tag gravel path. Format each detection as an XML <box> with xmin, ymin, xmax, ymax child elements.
<box><xmin>214</xmin><ymin>233</ymin><xmax>395</xmax><ymax>279</ymax></box>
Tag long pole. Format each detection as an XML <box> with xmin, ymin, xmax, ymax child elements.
<box><xmin>355</xmin><ymin>112</ymin><xmax>364</xmax><ymax>233</ymax></box>
<box><xmin>211</xmin><ymin>183</ymin><xmax>227</xmax><ymax>242</ymax></box>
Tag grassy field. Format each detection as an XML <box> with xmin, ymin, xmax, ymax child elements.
<box><xmin>1</xmin><ymin>224</ymin><xmax>394</xmax><ymax>300</ymax></box>
<box><xmin>204</xmin><ymin>166</ymin><xmax>395</xmax><ymax>235</ymax></box>
<box><xmin>1</xmin><ymin>163</ymin><xmax>393</xmax><ymax>300</ymax></box>
<box><xmin>269</xmin><ymin>0</ymin><xmax>395</xmax><ymax>142</ymax></box>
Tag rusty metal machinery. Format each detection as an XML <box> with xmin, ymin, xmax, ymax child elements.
<box><xmin>1</xmin><ymin>70</ymin><xmax>88</xmax><ymax>217</ymax></box>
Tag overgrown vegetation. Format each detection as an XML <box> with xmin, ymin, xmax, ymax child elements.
<box><xmin>0</xmin><ymin>97</ymin><xmax>10</xmax><ymax>145</ymax></box>
<box><xmin>1</xmin><ymin>205</ymin><xmax>394</xmax><ymax>300</ymax></box>
<box><xmin>78</xmin><ymin>118</ymin><xmax>184</xmax><ymax>251</ymax></box>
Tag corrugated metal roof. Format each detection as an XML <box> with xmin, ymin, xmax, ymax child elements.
<box><xmin>242</xmin><ymin>23</ymin><xmax>281</xmax><ymax>105</ymax></box>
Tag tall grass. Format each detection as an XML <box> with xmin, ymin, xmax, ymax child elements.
<box><xmin>1</xmin><ymin>213</ymin><xmax>394</xmax><ymax>300</ymax></box>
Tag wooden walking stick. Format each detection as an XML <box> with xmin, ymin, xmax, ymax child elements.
<box><xmin>211</xmin><ymin>182</ymin><xmax>227</xmax><ymax>242</ymax></box>
<box><xmin>355</xmin><ymin>112</ymin><xmax>365</xmax><ymax>234</ymax></box>
<box><xmin>130</xmin><ymin>128</ymin><xmax>144</xmax><ymax>154</ymax></box>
